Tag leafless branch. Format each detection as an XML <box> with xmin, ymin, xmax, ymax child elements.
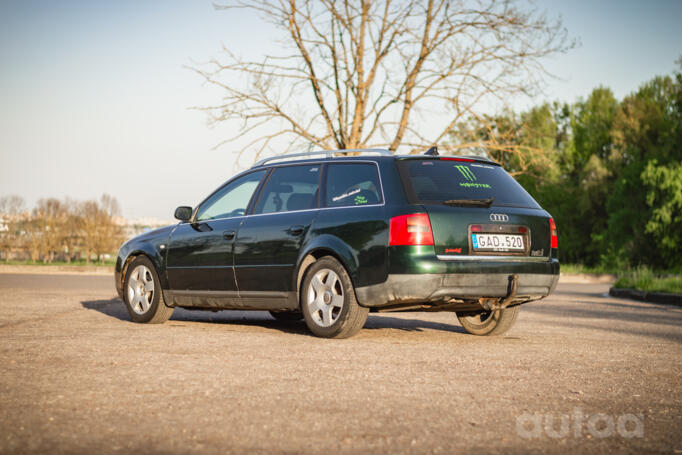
<box><xmin>195</xmin><ymin>0</ymin><xmax>575</xmax><ymax>162</ymax></box>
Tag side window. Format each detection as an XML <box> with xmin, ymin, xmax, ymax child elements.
<box><xmin>196</xmin><ymin>170</ymin><xmax>266</xmax><ymax>221</ymax></box>
<box><xmin>253</xmin><ymin>165</ymin><xmax>320</xmax><ymax>214</ymax></box>
<box><xmin>325</xmin><ymin>163</ymin><xmax>382</xmax><ymax>207</ymax></box>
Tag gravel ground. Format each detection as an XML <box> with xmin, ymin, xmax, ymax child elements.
<box><xmin>0</xmin><ymin>273</ymin><xmax>680</xmax><ymax>454</ymax></box>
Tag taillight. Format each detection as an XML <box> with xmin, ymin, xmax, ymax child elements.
<box><xmin>549</xmin><ymin>218</ymin><xmax>558</xmax><ymax>248</ymax></box>
<box><xmin>389</xmin><ymin>213</ymin><xmax>434</xmax><ymax>246</ymax></box>
<box><xmin>440</xmin><ymin>157</ymin><xmax>475</xmax><ymax>162</ymax></box>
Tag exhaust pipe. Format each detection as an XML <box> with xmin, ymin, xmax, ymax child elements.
<box><xmin>502</xmin><ymin>274</ymin><xmax>518</xmax><ymax>305</ymax></box>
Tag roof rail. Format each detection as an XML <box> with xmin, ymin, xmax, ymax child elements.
<box><xmin>253</xmin><ymin>148</ymin><xmax>393</xmax><ymax>167</ymax></box>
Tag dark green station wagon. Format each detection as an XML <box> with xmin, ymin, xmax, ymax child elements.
<box><xmin>115</xmin><ymin>149</ymin><xmax>559</xmax><ymax>338</ymax></box>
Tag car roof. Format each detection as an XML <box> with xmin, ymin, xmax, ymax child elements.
<box><xmin>250</xmin><ymin>150</ymin><xmax>498</xmax><ymax>169</ymax></box>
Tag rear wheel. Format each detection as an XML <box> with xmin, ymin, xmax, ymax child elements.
<box><xmin>123</xmin><ymin>256</ymin><xmax>174</xmax><ymax>324</ymax></box>
<box><xmin>457</xmin><ymin>305</ymin><xmax>520</xmax><ymax>336</ymax></box>
<box><xmin>300</xmin><ymin>257</ymin><xmax>368</xmax><ymax>339</ymax></box>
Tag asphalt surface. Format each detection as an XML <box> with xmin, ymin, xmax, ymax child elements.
<box><xmin>0</xmin><ymin>273</ymin><xmax>680</xmax><ymax>454</ymax></box>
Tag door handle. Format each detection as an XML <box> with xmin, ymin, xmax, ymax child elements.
<box><xmin>289</xmin><ymin>225</ymin><xmax>305</xmax><ymax>235</ymax></box>
<box><xmin>223</xmin><ymin>230</ymin><xmax>236</xmax><ymax>240</ymax></box>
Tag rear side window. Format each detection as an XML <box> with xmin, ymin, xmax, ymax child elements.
<box><xmin>325</xmin><ymin>163</ymin><xmax>382</xmax><ymax>207</ymax></box>
<box><xmin>398</xmin><ymin>159</ymin><xmax>540</xmax><ymax>209</ymax></box>
<box><xmin>253</xmin><ymin>165</ymin><xmax>320</xmax><ymax>214</ymax></box>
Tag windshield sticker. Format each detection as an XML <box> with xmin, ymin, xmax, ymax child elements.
<box><xmin>455</xmin><ymin>165</ymin><xmax>492</xmax><ymax>188</ymax></box>
<box><xmin>354</xmin><ymin>195</ymin><xmax>368</xmax><ymax>205</ymax></box>
<box><xmin>310</xmin><ymin>167</ymin><xmax>319</xmax><ymax>172</ymax></box>
<box><xmin>332</xmin><ymin>188</ymin><xmax>360</xmax><ymax>202</ymax></box>
<box><xmin>471</xmin><ymin>163</ymin><xmax>494</xmax><ymax>169</ymax></box>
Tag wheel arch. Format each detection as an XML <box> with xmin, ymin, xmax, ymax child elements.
<box><xmin>293</xmin><ymin>236</ymin><xmax>360</xmax><ymax>295</ymax></box>
<box><xmin>119</xmin><ymin>244</ymin><xmax>168</xmax><ymax>293</ymax></box>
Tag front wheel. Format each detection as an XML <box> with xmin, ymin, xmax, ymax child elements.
<box><xmin>456</xmin><ymin>306</ymin><xmax>520</xmax><ymax>336</ymax></box>
<box><xmin>123</xmin><ymin>256</ymin><xmax>174</xmax><ymax>324</ymax></box>
<box><xmin>300</xmin><ymin>257</ymin><xmax>368</xmax><ymax>339</ymax></box>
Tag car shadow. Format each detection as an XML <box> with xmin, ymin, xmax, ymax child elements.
<box><xmin>80</xmin><ymin>298</ymin><xmax>309</xmax><ymax>335</ymax></box>
<box><xmin>525</xmin><ymin>300</ymin><xmax>682</xmax><ymax>327</ymax></box>
<box><xmin>365</xmin><ymin>314</ymin><xmax>467</xmax><ymax>334</ymax></box>
<box><xmin>80</xmin><ymin>299</ymin><xmax>467</xmax><ymax>335</ymax></box>
<box><xmin>81</xmin><ymin>298</ymin><xmax>130</xmax><ymax>321</ymax></box>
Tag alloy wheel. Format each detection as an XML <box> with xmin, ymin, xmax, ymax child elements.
<box><xmin>127</xmin><ymin>265</ymin><xmax>155</xmax><ymax>314</ymax></box>
<box><xmin>306</xmin><ymin>268</ymin><xmax>344</xmax><ymax>327</ymax></box>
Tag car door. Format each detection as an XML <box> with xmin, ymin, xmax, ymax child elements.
<box><xmin>233</xmin><ymin>163</ymin><xmax>321</xmax><ymax>309</ymax></box>
<box><xmin>165</xmin><ymin>169</ymin><xmax>267</xmax><ymax>306</ymax></box>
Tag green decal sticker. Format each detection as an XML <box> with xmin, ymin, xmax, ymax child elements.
<box><xmin>455</xmin><ymin>165</ymin><xmax>491</xmax><ymax>188</ymax></box>
<box><xmin>459</xmin><ymin>182</ymin><xmax>492</xmax><ymax>188</ymax></box>
<box><xmin>454</xmin><ymin>165</ymin><xmax>477</xmax><ymax>181</ymax></box>
<box><xmin>354</xmin><ymin>195</ymin><xmax>367</xmax><ymax>205</ymax></box>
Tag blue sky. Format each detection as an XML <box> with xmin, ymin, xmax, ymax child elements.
<box><xmin>0</xmin><ymin>0</ymin><xmax>680</xmax><ymax>219</ymax></box>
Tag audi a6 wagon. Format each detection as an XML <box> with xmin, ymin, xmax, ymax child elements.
<box><xmin>115</xmin><ymin>149</ymin><xmax>559</xmax><ymax>338</ymax></box>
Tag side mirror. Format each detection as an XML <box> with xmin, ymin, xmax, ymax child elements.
<box><xmin>174</xmin><ymin>206</ymin><xmax>193</xmax><ymax>222</ymax></box>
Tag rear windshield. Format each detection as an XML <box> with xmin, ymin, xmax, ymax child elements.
<box><xmin>398</xmin><ymin>159</ymin><xmax>540</xmax><ymax>209</ymax></box>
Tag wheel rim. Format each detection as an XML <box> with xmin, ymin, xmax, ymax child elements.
<box><xmin>127</xmin><ymin>265</ymin><xmax>154</xmax><ymax>315</ymax></box>
<box><xmin>306</xmin><ymin>268</ymin><xmax>344</xmax><ymax>327</ymax></box>
<box><xmin>464</xmin><ymin>310</ymin><xmax>494</xmax><ymax>326</ymax></box>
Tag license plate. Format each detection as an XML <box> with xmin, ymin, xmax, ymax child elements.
<box><xmin>472</xmin><ymin>233</ymin><xmax>525</xmax><ymax>251</ymax></box>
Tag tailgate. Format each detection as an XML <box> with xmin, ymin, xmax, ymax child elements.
<box><xmin>397</xmin><ymin>157</ymin><xmax>553</xmax><ymax>259</ymax></box>
<box><xmin>426</xmin><ymin>205</ymin><xmax>552</xmax><ymax>258</ymax></box>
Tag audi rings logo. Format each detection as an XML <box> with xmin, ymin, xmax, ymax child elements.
<box><xmin>490</xmin><ymin>213</ymin><xmax>509</xmax><ymax>222</ymax></box>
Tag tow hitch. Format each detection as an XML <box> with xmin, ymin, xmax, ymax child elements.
<box><xmin>479</xmin><ymin>274</ymin><xmax>518</xmax><ymax>311</ymax></box>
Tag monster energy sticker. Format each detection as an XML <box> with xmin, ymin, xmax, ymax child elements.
<box><xmin>454</xmin><ymin>165</ymin><xmax>491</xmax><ymax>189</ymax></box>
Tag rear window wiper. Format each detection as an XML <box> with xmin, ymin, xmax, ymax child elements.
<box><xmin>443</xmin><ymin>197</ymin><xmax>494</xmax><ymax>208</ymax></box>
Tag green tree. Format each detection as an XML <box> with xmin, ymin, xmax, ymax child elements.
<box><xmin>605</xmin><ymin>73</ymin><xmax>682</xmax><ymax>267</ymax></box>
<box><xmin>562</xmin><ymin>87</ymin><xmax>617</xmax><ymax>265</ymax></box>
<box><xmin>641</xmin><ymin>160</ymin><xmax>682</xmax><ymax>267</ymax></box>
<box><xmin>453</xmin><ymin>65</ymin><xmax>682</xmax><ymax>269</ymax></box>
<box><xmin>514</xmin><ymin>89</ymin><xmax>617</xmax><ymax>265</ymax></box>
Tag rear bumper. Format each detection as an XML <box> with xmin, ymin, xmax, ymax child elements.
<box><xmin>355</xmin><ymin>260</ymin><xmax>559</xmax><ymax>307</ymax></box>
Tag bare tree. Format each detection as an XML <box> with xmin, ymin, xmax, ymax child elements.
<box><xmin>452</xmin><ymin>105</ymin><xmax>563</xmax><ymax>177</ymax></box>
<box><xmin>62</xmin><ymin>198</ymin><xmax>82</xmax><ymax>263</ymax></box>
<box><xmin>97</xmin><ymin>194</ymin><xmax>124</xmax><ymax>261</ymax></box>
<box><xmin>193</xmin><ymin>0</ymin><xmax>574</xmax><ymax>162</ymax></box>
<box><xmin>32</xmin><ymin>198</ymin><xmax>68</xmax><ymax>264</ymax></box>
<box><xmin>80</xmin><ymin>194</ymin><xmax>123</xmax><ymax>263</ymax></box>
<box><xmin>79</xmin><ymin>200</ymin><xmax>100</xmax><ymax>263</ymax></box>
<box><xmin>0</xmin><ymin>195</ymin><xmax>26</xmax><ymax>261</ymax></box>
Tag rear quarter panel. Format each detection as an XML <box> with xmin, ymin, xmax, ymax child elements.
<box><xmin>305</xmin><ymin>205</ymin><xmax>389</xmax><ymax>288</ymax></box>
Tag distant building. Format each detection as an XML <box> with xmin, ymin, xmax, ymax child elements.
<box><xmin>114</xmin><ymin>216</ymin><xmax>174</xmax><ymax>240</ymax></box>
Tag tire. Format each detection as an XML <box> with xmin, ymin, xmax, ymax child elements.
<box><xmin>122</xmin><ymin>256</ymin><xmax>174</xmax><ymax>324</ymax></box>
<box><xmin>456</xmin><ymin>305</ymin><xmax>520</xmax><ymax>336</ymax></box>
<box><xmin>300</xmin><ymin>257</ymin><xmax>368</xmax><ymax>339</ymax></box>
<box><xmin>269</xmin><ymin>311</ymin><xmax>303</xmax><ymax>322</ymax></box>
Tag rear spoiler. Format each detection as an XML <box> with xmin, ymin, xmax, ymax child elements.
<box><xmin>395</xmin><ymin>155</ymin><xmax>500</xmax><ymax>166</ymax></box>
